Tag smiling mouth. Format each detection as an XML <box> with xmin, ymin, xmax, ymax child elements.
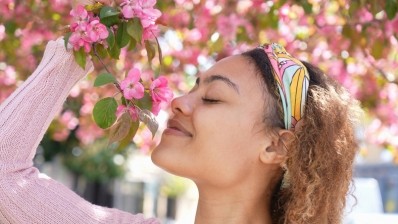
<box><xmin>165</xmin><ymin>119</ymin><xmax>193</xmax><ymax>137</ymax></box>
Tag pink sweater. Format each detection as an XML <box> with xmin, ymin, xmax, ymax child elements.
<box><xmin>0</xmin><ymin>39</ymin><xmax>160</xmax><ymax>224</ymax></box>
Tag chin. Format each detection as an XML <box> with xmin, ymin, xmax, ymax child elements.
<box><xmin>150</xmin><ymin>144</ymin><xmax>164</xmax><ymax>168</ymax></box>
<box><xmin>151</xmin><ymin>142</ymin><xmax>194</xmax><ymax>179</ymax></box>
<box><xmin>151</xmin><ymin>143</ymin><xmax>178</xmax><ymax>174</ymax></box>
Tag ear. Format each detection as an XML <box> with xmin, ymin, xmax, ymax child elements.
<box><xmin>260</xmin><ymin>129</ymin><xmax>295</xmax><ymax>165</ymax></box>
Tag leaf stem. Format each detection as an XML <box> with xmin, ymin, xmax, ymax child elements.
<box><xmin>93</xmin><ymin>44</ymin><xmax>124</xmax><ymax>92</ymax></box>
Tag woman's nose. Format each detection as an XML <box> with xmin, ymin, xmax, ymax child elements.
<box><xmin>171</xmin><ymin>95</ymin><xmax>193</xmax><ymax>116</ymax></box>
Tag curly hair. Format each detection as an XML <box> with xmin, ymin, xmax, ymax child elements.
<box><xmin>242</xmin><ymin>48</ymin><xmax>360</xmax><ymax>224</ymax></box>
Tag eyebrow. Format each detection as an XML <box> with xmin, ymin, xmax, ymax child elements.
<box><xmin>197</xmin><ymin>74</ymin><xmax>240</xmax><ymax>94</ymax></box>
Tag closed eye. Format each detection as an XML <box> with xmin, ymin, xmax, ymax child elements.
<box><xmin>202</xmin><ymin>97</ymin><xmax>220</xmax><ymax>104</ymax></box>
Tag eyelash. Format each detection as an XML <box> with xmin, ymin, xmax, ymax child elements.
<box><xmin>201</xmin><ymin>97</ymin><xmax>220</xmax><ymax>104</ymax></box>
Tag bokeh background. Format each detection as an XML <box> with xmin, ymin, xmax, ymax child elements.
<box><xmin>1</xmin><ymin>0</ymin><xmax>398</xmax><ymax>223</ymax></box>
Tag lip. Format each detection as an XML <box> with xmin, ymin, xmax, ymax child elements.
<box><xmin>164</xmin><ymin>119</ymin><xmax>193</xmax><ymax>137</ymax></box>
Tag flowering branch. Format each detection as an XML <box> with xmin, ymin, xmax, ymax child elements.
<box><xmin>64</xmin><ymin>1</ymin><xmax>172</xmax><ymax>151</ymax></box>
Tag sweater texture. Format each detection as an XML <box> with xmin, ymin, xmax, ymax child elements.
<box><xmin>0</xmin><ymin>38</ymin><xmax>160</xmax><ymax>224</ymax></box>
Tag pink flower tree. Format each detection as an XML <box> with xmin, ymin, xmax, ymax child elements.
<box><xmin>1</xmin><ymin>0</ymin><xmax>398</xmax><ymax>163</ymax></box>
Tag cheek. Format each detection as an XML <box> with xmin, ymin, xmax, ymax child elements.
<box><xmin>151</xmin><ymin>106</ymin><xmax>264</xmax><ymax>186</ymax></box>
<box><xmin>190</xmin><ymin>109</ymin><xmax>260</xmax><ymax>186</ymax></box>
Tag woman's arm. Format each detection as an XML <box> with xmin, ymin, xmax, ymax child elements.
<box><xmin>0</xmin><ymin>38</ymin><xmax>159</xmax><ymax>224</ymax></box>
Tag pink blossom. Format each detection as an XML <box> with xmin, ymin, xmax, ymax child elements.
<box><xmin>216</xmin><ymin>14</ymin><xmax>245</xmax><ymax>41</ymax></box>
<box><xmin>50</xmin><ymin>0</ymin><xmax>69</xmax><ymax>13</ymax></box>
<box><xmin>278</xmin><ymin>4</ymin><xmax>290</xmax><ymax>22</ymax></box>
<box><xmin>0</xmin><ymin>24</ymin><xmax>5</xmax><ymax>41</ymax></box>
<box><xmin>76</xmin><ymin>120</ymin><xmax>104</xmax><ymax>145</ymax></box>
<box><xmin>357</xmin><ymin>8</ymin><xmax>373</xmax><ymax>24</ymax></box>
<box><xmin>69</xmin><ymin>26</ymin><xmax>92</xmax><ymax>53</ymax></box>
<box><xmin>70</xmin><ymin>5</ymin><xmax>88</xmax><ymax>21</ymax></box>
<box><xmin>151</xmin><ymin>101</ymin><xmax>161</xmax><ymax>115</ymax></box>
<box><xmin>0</xmin><ymin>0</ymin><xmax>16</xmax><ymax>20</ymax></box>
<box><xmin>151</xmin><ymin>100</ymin><xmax>170</xmax><ymax>116</ymax></box>
<box><xmin>0</xmin><ymin>65</ymin><xmax>16</xmax><ymax>86</ymax></box>
<box><xmin>386</xmin><ymin>14</ymin><xmax>398</xmax><ymax>36</ymax></box>
<box><xmin>69</xmin><ymin>5</ymin><xmax>92</xmax><ymax>52</ymax></box>
<box><xmin>19</xmin><ymin>29</ymin><xmax>53</xmax><ymax>52</ymax></box>
<box><xmin>142</xmin><ymin>24</ymin><xmax>159</xmax><ymax>41</ymax></box>
<box><xmin>69</xmin><ymin>6</ymin><xmax>109</xmax><ymax>52</ymax></box>
<box><xmin>120</xmin><ymin>68</ymin><xmax>145</xmax><ymax>100</ymax></box>
<box><xmin>193</xmin><ymin>8</ymin><xmax>212</xmax><ymax>41</ymax></box>
<box><xmin>133</xmin><ymin>128</ymin><xmax>159</xmax><ymax>153</ymax></box>
<box><xmin>120</xmin><ymin>0</ymin><xmax>161</xmax><ymax>28</ymax></box>
<box><xmin>87</xmin><ymin>19</ymin><xmax>109</xmax><ymax>42</ymax></box>
<box><xmin>116</xmin><ymin>105</ymin><xmax>139</xmax><ymax>121</ymax></box>
<box><xmin>150</xmin><ymin>76</ymin><xmax>173</xmax><ymax>103</ymax></box>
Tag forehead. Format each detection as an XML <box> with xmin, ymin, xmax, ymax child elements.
<box><xmin>200</xmin><ymin>55</ymin><xmax>263</xmax><ymax>95</ymax></box>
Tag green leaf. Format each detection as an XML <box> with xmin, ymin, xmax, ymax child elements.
<box><xmin>348</xmin><ymin>1</ymin><xmax>359</xmax><ymax>17</ymax></box>
<box><xmin>127</xmin><ymin>18</ymin><xmax>143</xmax><ymax>44</ymax></box>
<box><xmin>145</xmin><ymin>40</ymin><xmax>156</xmax><ymax>64</ymax></box>
<box><xmin>115</xmin><ymin>120</ymin><xmax>139</xmax><ymax>152</ymax></box>
<box><xmin>4</xmin><ymin>21</ymin><xmax>17</xmax><ymax>35</ymax></box>
<box><xmin>107</xmin><ymin>27</ymin><xmax>115</xmax><ymax>47</ymax></box>
<box><xmin>94</xmin><ymin>44</ymin><xmax>108</xmax><ymax>58</ymax></box>
<box><xmin>100</xmin><ymin>6</ymin><xmax>119</xmax><ymax>18</ymax></box>
<box><xmin>371</xmin><ymin>39</ymin><xmax>384</xmax><ymax>59</ymax></box>
<box><xmin>301</xmin><ymin>1</ymin><xmax>313</xmax><ymax>14</ymax></box>
<box><xmin>94</xmin><ymin>73</ymin><xmax>117</xmax><ymax>87</ymax></box>
<box><xmin>93</xmin><ymin>97</ymin><xmax>118</xmax><ymax>129</ymax></box>
<box><xmin>386</xmin><ymin>0</ymin><xmax>398</xmax><ymax>20</ymax></box>
<box><xmin>342</xmin><ymin>25</ymin><xmax>354</xmax><ymax>39</ymax></box>
<box><xmin>138</xmin><ymin>109</ymin><xmax>158</xmax><ymax>138</ymax></box>
<box><xmin>128</xmin><ymin>37</ymin><xmax>137</xmax><ymax>51</ymax></box>
<box><xmin>154</xmin><ymin>36</ymin><xmax>162</xmax><ymax>65</ymax></box>
<box><xmin>268</xmin><ymin>6</ymin><xmax>279</xmax><ymax>29</ymax></box>
<box><xmin>108</xmin><ymin>44</ymin><xmax>121</xmax><ymax>59</ymax></box>
<box><xmin>73</xmin><ymin>48</ymin><xmax>87</xmax><ymax>69</ymax></box>
<box><xmin>121</xmin><ymin>96</ymin><xmax>127</xmax><ymax>106</ymax></box>
<box><xmin>100</xmin><ymin>6</ymin><xmax>120</xmax><ymax>26</ymax></box>
<box><xmin>116</xmin><ymin>22</ymin><xmax>130</xmax><ymax>48</ymax></box>
<box><xmin>135</xmin><ymin>92</ymin><xmax>153</xmax><ymax>111</ymax></box>
<box><xmin>64</xmin><ymin>33</ymin><xmax>71</xmax><ymax>50</ymax></box>
<box><xmin>108</xmin><ymin>112</ymin><xmax>132</xmax><ymax>145</ymax></box>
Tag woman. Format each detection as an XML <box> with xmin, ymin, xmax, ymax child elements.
<box><xmin>0</xmin><ymin>5</ymin><xmax>359</xmax><ymax>224</ymax></box>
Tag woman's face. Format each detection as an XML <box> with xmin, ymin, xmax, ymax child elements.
<box><xmin>152</xmin><ymin>55</ymin><xmax>273</xmax><ymax>187</ymax></box>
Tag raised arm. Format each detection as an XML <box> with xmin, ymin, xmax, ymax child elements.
<box><xmin>0</xmin><ymin>39</ymin><xmax>159</xmax><ymax>223</ymax></box>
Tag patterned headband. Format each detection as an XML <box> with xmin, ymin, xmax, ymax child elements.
<box><xmin>258</xmin><ymin>43</ymin><xmax>310</xmax><ymax>129</ymax></box>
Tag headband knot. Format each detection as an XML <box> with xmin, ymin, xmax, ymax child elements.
<box><xmin>258</xmin><ymin>43</ymin><xmax>310</xmax><ymax>129</ymax></box>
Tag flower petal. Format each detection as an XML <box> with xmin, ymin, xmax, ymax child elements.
<box><xmin>127</xmin><ymin>68</ymin><xmax>142</xmax><ymax>83</ymax></box>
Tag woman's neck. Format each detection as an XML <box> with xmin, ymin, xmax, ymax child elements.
<box><xmin>194</xmin><ymin>186</ymin><xmax>273</xmax><ymax>224</ymax></box>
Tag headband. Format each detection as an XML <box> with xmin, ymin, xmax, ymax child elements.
<box><xmin>258</xmin><ymin>43</ymin><xmax>310</xmax><ymax>129</ymax></box>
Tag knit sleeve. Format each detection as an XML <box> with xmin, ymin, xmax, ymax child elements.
<box><xmin>0</xmin><ymin>38</ymin><xmax>159</xmax><ymax>224</ymax></box>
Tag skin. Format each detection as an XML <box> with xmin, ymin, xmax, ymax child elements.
<box><xmin>152</xmin><ymin>55</ymin><xmax>292</xmax><ymax>224</ymax></box>
<box><xmin>73</xmin><ymin>2</ymin><xmax>294</xmax><ymax>222</ymax></box>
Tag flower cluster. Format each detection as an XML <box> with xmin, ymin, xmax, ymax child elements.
<box><xmin>69</xmin><ymin>5</ymin><xmax>109</xmax><ymax>53</ymax></box>
<box><xmin>120</xmin><ymin>0</ymin><xmax>161</xmax><ymax>42</ymax></box>
<box><xmin>63</xmin><ymin>1</ymin><xmax>168</xmax><ymax>147</ymax></box>
<box><xmin>117</xmin><ymin>67</ymin><xmax>173</xmax><ymax>121</ymax></box>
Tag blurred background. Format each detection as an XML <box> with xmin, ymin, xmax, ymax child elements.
<box><xmin>1</xmin><ymin>0</ymin><xmax>398</xmax><ymax>223</ymax></box>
